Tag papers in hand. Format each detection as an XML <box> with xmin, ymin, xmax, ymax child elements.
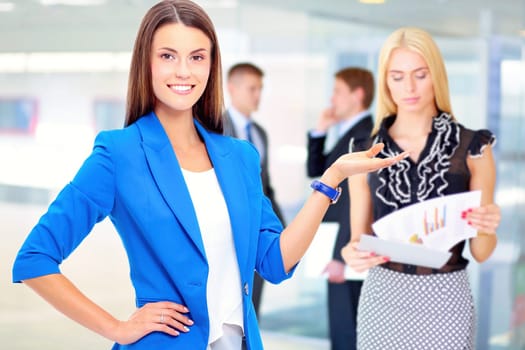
<box><xmin>358</xmin><ymin>191</ymin><xmax>481</xmax><ymax>269</ymax></box>
<box><xmin>358</xmin><ymin>235</ymin><xmax>452</xmax><ymax>269</ymax></box>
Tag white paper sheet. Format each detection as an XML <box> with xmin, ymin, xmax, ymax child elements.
<box><xmin>303</xmin><ymin>222</ymin><xmax>367</xmax><ymax>280</ymax></box>
<box><xmin>357</xmin><ymin>234</ymin><xmax>452</xmax><ymax>269</ymax></box>
<box><xmin>371</xmin><ymin>191</ymin><xmax>482</xmax><ymax>252</ymax></box>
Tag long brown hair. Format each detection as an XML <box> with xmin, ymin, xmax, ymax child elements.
<box><xmin>125</xmin><ymin>0</ymin><xmax>224</xmax><ymax>133</ymax></box>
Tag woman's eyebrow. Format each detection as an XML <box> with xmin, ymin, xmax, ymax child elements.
<box><xmin>156</xmin><ymin>47</ymin><xmax>209</xmax><ymax>54</ymax></box>
<box><xmin>388</xmin><ymin>66</ymin><xmax>429</xmax><ymax>73</ymax></box>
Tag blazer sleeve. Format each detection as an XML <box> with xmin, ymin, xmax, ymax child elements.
<box><xmin>255</xmin><ymin>194</ymin><xmax>297</xmax><ymax>284</ymax></box>
<box><xmin>12</xmin><ymin>132</ymin><xmax>116</xmax><ymax>282</ymax></box>
<box><xmin>235</xmin><ymin>140</ymin><xmax>297</xmax><ymax>284</ymax></box>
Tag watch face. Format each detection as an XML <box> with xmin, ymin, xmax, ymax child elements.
<box><xmin>331</xmin><ymin>187</ymin><xmax>342</xmax><ymax>204</ymax></box>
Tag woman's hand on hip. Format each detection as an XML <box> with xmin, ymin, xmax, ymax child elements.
<box><xmin>112</xmin><ymin>301</ymin><xmax>193</xmax><ymax>345</ymax></box>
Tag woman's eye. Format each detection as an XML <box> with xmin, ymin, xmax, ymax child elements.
<box><xmin>390</xmin><ymin>75</ymin><xmax>403</xmax><ymax>82</ymax></box>
<box><xmin>191</xmin><ymin>55</ymin><xmax>205</xmax><ymax>61</ymax></box>
<box><xmin>416</xmin><ymin>73</ymin><xmax>427</xmax><ymax>79</ymax></box>
<box><xmin>160</xmin><ymin>53</ymin><xmax>174</xmax><ymax>60</ymax></box>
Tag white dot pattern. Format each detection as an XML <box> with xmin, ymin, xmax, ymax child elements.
<box><xmin>357</xmin><ymin>267</ymin><xmax>475</xmax><ymax>349</ymax></box>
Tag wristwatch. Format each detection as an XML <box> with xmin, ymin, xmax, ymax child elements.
<box><xmin>310</xmin><ymin>180</ymin><xmax>342</xmax><ymax>204</ymax></box>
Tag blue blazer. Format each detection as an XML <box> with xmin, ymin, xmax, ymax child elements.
<box><xmin>13</xmin><ymin>112</ymin><xmax>295</xmax><ymax>350</ymax></box>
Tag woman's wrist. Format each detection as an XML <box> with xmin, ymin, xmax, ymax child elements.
<box><xmin>319</xmin><ymin>166</ymin><xmax>344</xmax><ymax>188</ymax></box>
<box><xmin>475</xmin><ymin>232</ymin><xmax>497</xmax><ymax>239</ymax></box>
<box><xmin>100</xmin><ymin>316</ymin><xmax>123</xmax><ymax>343</ymax></box>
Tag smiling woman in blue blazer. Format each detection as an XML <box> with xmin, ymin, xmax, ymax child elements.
<box><xmin>12</xmin><ymin>1</ymin><xmax>406</xmax><ymax>349</ymax></box>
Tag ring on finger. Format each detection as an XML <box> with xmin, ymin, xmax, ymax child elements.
<box><xmin>160</xmin><ymin>312</ymin><xmax>165</xmax><ymax>324</ymax></box>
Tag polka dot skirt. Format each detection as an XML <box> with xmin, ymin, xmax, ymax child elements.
<box><xmin>357</xmin><ymin>267</ymin><xmax>475</xmax><ymax>350</ymax></box>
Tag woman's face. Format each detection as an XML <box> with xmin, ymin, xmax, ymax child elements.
<box><xmin>150</xmin><ymin>23</ymin><xmax>212</xmax><ymax>118</ymax></box>
<box><xmin>386</xmin><ymin>48</ymin><xmax>437</xmax><ymax>117</ymax></box>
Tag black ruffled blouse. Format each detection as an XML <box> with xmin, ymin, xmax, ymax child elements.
<box><xmin>364</xmin><ymin>112</ymin><xmax>495</xmax><ymax>274</ymax></box>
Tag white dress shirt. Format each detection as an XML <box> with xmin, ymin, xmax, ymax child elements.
<box><xmin>227</xmin><ymin>106</ymin><xmax>265</xmax><ymax>161</ymax></box>
<box><xmin>310</xmin><ymin>110</ymin><xmax>370</xmax><ymax>153</ymax></box>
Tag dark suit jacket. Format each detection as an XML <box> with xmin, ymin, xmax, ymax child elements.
<box><xmin>223</xmin><ymin>111</ymin><xmax>285</xmax><ymax>224</ymax></box>
<box><xmin>306</xmin><ymin>115</ymin><xmax>373</xmax><ymax>261</ymax></box>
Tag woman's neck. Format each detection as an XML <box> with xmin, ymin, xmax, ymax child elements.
<box><xmin>391</xmin><ymin>107</ymin><xmax>437</xmax><ymax>137</ymax></box>
<box><xmin>156</xmin><ymin>108</ymin><xmax>201</xmax><ymax>150</ymax></box>
<box><xmin>154</xmin><ymin>106</ymin><xmax>212</xmax><ymax>171</ymax></box>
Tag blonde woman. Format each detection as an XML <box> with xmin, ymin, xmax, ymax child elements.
<box><xmin>342</xmin><ymin>27</ymin><xmax>501</xmax><ymax>349</ymax></box>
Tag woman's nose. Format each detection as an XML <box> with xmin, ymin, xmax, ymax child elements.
<box><xmin>175</xmin><ymin>60</ymin><xmax>191</xmax><ymax>79</ymax></box>
<box><xmin>404</xmin><ymin>76</ymin><xmax>415</xmax><ymax>92</ymax></box>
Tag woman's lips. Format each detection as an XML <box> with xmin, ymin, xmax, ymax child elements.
<box><xmin>169</xmin><ymin>84</ymin><xmax>194</xmax><ymax>95</ymax></box>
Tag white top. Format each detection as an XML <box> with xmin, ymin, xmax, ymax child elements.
<box><xmin>181</xmin><ymin>168</ymin><xmax>244</xmax><ymax>345</ymax></box>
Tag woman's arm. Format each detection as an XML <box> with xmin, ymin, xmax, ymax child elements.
<box><xmin>279</xmin><ymin>143</ymin><xmax>406</xmax><ymax>272</ymax></box>
<box><xmin>24</xmin><ymin>274</ymin><xmax>122</xmax><ymax>341</ymax></box>
<box><xmin>23</xmin><ymin>274</ymin><xmax>192</xmax><ymax>345</ymax></box>
<box><xmin>466</xmin><ymin>145</ymin><xmax>500</xmax><ymax>262</ymax></box>
<box><xmin>348</xmin><ymin>173</ymin><xmax>373</xmax><ymax>242</ymax></box>
<box><xmin>340</xmin><ymin>173</ymin><xmax>388</xmax><ymax>272</ymax></box>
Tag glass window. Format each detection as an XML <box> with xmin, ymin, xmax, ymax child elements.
<box><xmin>93</xmin><ymin>99</ymin><xmax>125</xmax><ymax>132</ymax></box>
<box><xmin>0</xmin><ymin>98</ymin><xmax>38</xmax><ymax>135</ymax></box>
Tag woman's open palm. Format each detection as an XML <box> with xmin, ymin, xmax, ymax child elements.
<box><xmin>332</xmin><ymin>143</ymin><xmax>408</xmax><ymax>179</ymax></box>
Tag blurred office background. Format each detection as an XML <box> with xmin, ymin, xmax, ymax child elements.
<box><xmin>0</xmin><ymin>0</ymin><xmax>524</xmax><ymax>349</ymax></box>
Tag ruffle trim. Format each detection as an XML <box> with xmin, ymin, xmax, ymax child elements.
<box><xmin>373</xmin><ymin>112</ymin><xmax>460</xmax><ymax>209</ymax></box>
<box><xmin>467</xmin><ymin>129</ymin><xmax>496</xmax><ymax>158</ymax></box>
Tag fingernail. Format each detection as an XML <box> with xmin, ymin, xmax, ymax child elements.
<box><xmin>183</xmin><ymin>326</ymin><xmax>190</xmax><ymax>332</ymax></box>
<box><xmin>461</xmin><ymin>211</ymin><xmax>466</xmax><ymax>219</ymax></box>
<box><xmin>183</xmin><ymin>307</ymin><xmax>189</xmax><ymax>312</ymax></box>
<box><xmin>467</xmin><ymin>208</ymin><xmax>473</xmax><ymax>213</ymax></box>
<box><xmin>188</xmin><ymin>319</ymin><xmax>194</xmax><ymax>325</ymax></box>
<box><xmin>383</xmin><ymin>257</ymin><xmax>390</xmax><ymax>262</ymax></box>
<box><xmin>468</xmin><ymin>221</ymin><xmax>472</xmax><ymax>225</ymax></box>
<box><xmin>370</xmin><ymin>252</ymin><xmax>376</xmax><ymax>257</ymax></box>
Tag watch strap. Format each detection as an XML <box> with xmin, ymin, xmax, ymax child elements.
<box><xmin>310</xmin><ymin>180</ymin><xmax>342</xmax><ymax>204</ymax></box>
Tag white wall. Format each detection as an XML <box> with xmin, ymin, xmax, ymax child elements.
<box><xmin>0</xmin><ymin>72</ymin><xmax>127</xmax><ymax>190</ymax></box>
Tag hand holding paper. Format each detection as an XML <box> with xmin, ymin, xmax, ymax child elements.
<box><xmin>357</xmin><ymin>191</ymin><xmax>481</xmax><ymax>269</ymax></box>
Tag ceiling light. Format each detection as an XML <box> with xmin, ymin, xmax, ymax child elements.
<box><xmin>0</xmin><ymin>2</ymin><xmax>15</xmax><ymax>11</ymax></box>
<box><xmin>359</xmin><ymin>0</ymin><xmax>385</xmax><ymax>4</ymax></box>
<box><xmin>39</xmin><ymin>0</ymin><xmax>106</xmax><ymax>6</ymax></box>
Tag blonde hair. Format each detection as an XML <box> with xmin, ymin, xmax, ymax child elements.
<box><xmin>373</xmin><ymin>27</ymin><xmax>454</xmax><ymax>135</ymax></box>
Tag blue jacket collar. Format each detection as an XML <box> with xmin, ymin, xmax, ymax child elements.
<box><xmin>134</xmin><ymin>112</ymin><xmax>250</xmax><ymax>270</ymax></box>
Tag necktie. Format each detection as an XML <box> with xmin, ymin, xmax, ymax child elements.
<box><xmin>245</xmin><ymin>121</ymin><xmax>264</xmax><ymax>162</ymax></box>
<box><xmin>245</xmin><ymin>121</ymin><xmax>253</xmax><ymax>143</ymax></box>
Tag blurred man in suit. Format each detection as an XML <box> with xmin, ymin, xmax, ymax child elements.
<box><xmin>306</xmin><ymin>67</ymin><xmax>374</xmax><ymax>350</ymax></box>
<box><xmin>223</xmin><ymin>62</ymin><xmax>285</xmax><ymax>319</ymax></box>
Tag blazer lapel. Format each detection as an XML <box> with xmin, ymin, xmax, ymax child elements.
<box><xmin>136</xmin><ymin>113</ymin><xmax>206</xmax><ymax>260</ymax></box>
<box><xmin>196</xmin><ymin>121</ymin><xmax>251</xmax><ymax>273</ymax></box>
<box><xmin>333</xmin><ymin>114</ymin><xmax>374</xmax><ymax>154</ymax></box>
<box><xmin>136</xmin><ymin>113</ymin><xmax>251</xmax><ymax>270</ymax></box>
